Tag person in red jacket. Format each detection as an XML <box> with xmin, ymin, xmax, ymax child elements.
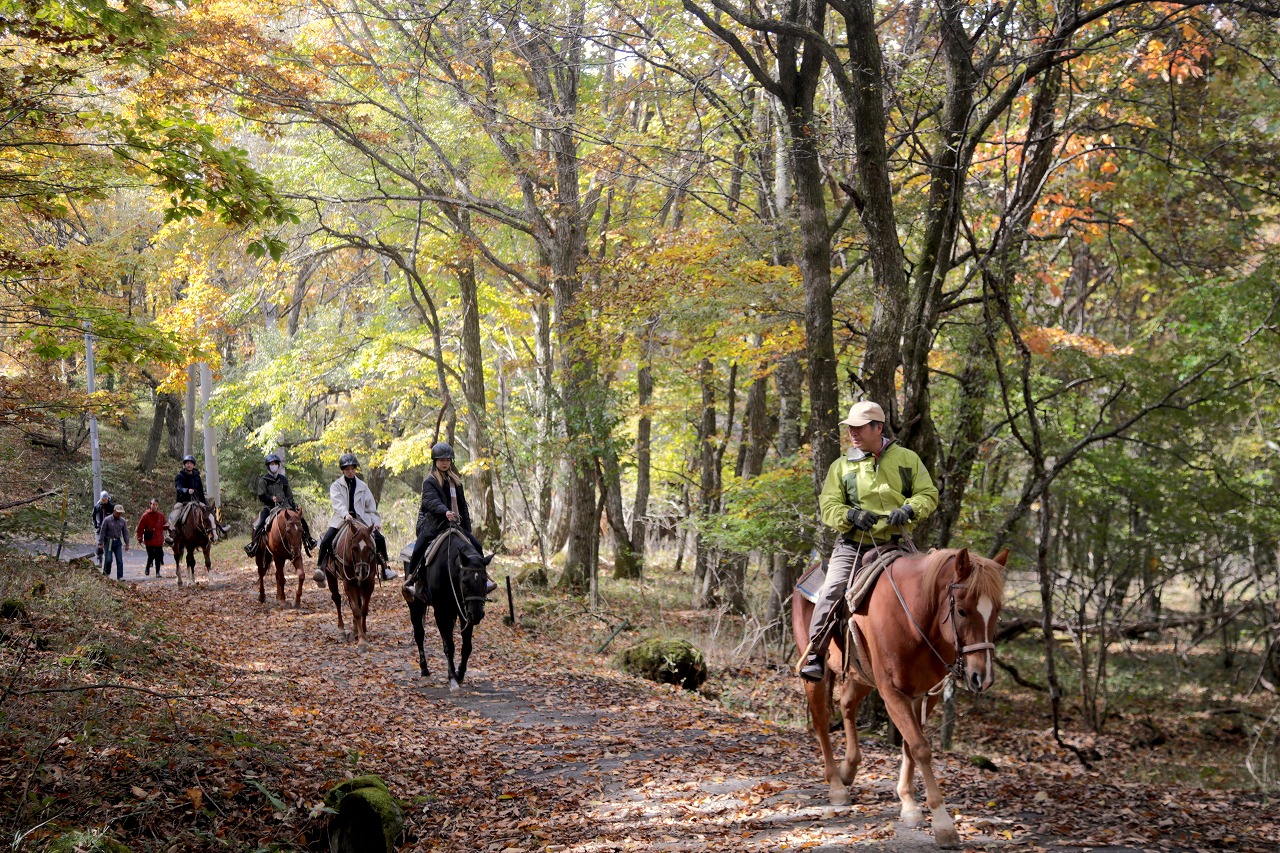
<box><xmin>135</xmin><ymin>498</ymin><xmax>168</xmax><ymax>577</ymax></box>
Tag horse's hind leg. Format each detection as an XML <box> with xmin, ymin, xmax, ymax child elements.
<box><xmin>837</xmin><ymin>679</ymin><xmax>873</xmax><ymax>789</ymax></box>
<box><xmin>257</xmin><ymin>555</ymin><xmax>267</xmax><ymax>604</ymax></box>
<box><xmin>805</xmin><ymin>674</ymin><xmax>849</xmax><ymax>806</ymax></box>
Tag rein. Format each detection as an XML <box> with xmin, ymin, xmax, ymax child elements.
<box><xmin>884</xmin><ymin>556</ymin><xmax>995</xmax><ymax>692</ymax></box>
<box><xmin>333</xmin><ymin>521</ymin><xmax>374</xmax><ymax>583</ymax></box>
<box><xmin>441</xmin><ymin>525</ymin><xmax>485</xmax><ymax>630</ymax></box>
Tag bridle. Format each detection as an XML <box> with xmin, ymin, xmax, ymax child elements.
<box><xmin>443</xmin><ymin>525</ymin><xmax>487</xmax><ymax>629</ymax></box>
<box><xmin>884</xmin><ymin>558</ymin><xmax>996</xmax><ymax>691</ymax></box>
<box><xmin>334</xmin><ymin>520</ymin><xmax>374</xmax><ymax>582</ymax></box>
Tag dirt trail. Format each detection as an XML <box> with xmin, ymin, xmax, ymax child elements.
<box><xmin>126</xmin><ymin>557</ymin><xmax>1257</xmax><ymax>852</ymax></box>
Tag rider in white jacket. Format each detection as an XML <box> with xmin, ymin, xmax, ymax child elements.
<box><xmin>313</xmin><ymin>453</ymin><xmax>398</xmax><ymax>584</ymax></box>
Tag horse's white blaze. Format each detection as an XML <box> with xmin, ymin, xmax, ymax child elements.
<box><xmin>977</xmin><ymin>595</ymin><xmax>996</xmax><ymax>684</ymax></box>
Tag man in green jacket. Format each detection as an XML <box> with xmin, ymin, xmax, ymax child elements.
<box><xmin>799</xmin><ymin>401</ymin><xmax>939</xmax><ymax>681</ymax></box>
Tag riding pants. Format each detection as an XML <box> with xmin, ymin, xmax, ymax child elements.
<box><xmin>318</xmin><ymin>525</ymin><xmax>387</xmax><ymax>568</ymax></box>
<box><xmin>143</xmin><ymin>545</ymin><xmax>165</xmax><ymax>575</ymax></box>
<box><xmin>253</xmin><ymin>506</ymin><xmax>313</xmax><ymax>543</ymax></box>
<box><xmin>408</xmin><ymin>527</ymin><xmax>482</xmax><ymax>577</ymax></box>
<box><xmin>806</xmin><ymin>539</ymin><xmax>876</xmax><ymax>658</ymax></box>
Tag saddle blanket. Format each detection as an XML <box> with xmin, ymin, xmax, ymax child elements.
<box><xmin>795</xmin><ymin>546</ymin><xmax>910</xmax><ymax>613</ymax></box>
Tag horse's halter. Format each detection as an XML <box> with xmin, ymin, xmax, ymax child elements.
<box><xmin>885</xmin><ymin>558</ymin><xmax>996</xmax><ymax>691</ymax></box>
<box><xmin>334</xmin><ymin>521</ymin><xmax>374</xmax><ymax>582</ymax></box>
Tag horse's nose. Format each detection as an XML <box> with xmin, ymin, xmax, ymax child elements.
<box><xmin>969</xmin><ymin>669</ymin><xmax>991</xmax><ymax>693</ymax></box>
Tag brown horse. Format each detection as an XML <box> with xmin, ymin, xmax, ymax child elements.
<box><xmin>792</xmin><ymin>547</ymin><xmax>1007</xmax><ymax>848</ymax></box>
<box><xmin>256</xmin><ymin>507</ymin><xmax>305</xmax><ymax>608</ymax></box>
<box><xmin>324</xmin><ymin>519</ymin><xmax>377</xmax><ymax>651</ymax></box>
<box><xmin>172</xmin><ymin>501</ymin><xmax>217</xmax><ymax>587</ymax></box>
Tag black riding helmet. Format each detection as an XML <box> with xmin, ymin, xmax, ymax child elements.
<box><xmin>265</xmin><ymin>453</ymin><xmax>282</xmax><ymax>466</ymax></box>
<box><xmin>431</xmin><ymin>442</ymin><xmax>454</xmax><ymax>461</ymax></box>
<box><xmin>338</xmin><ymin>452</ymin><xmax>359</xmax><ymax>469</ymax></box>
<box><xmin>182</xmin><ymin>454</ymin><xmax>197</xmax><ymax>464</ymax></box>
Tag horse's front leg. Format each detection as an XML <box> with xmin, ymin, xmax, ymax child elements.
<box><xmin>174</xmin><ymin>547</ymin><xmax>184</xmax><ymax>586</ymax></box>
<box><xmin>348</xmin><ymin>581</ymin><xmax>367</xmax><ymax>651</ymax></box>
<box><xmin>329</xmin><ymin>575</ymin><xmax>346</xmax><ymax>640</ymax></box>
<box><xmin>201</xmin><ymin>545</ymin><xmax>212</xmax><ymax>582</ymax></box>
<box><xmin>274</xmin><ymin>555</ymin><xmax>287</xmax><ymax>604</ymax></box>
<box><xmin>409</xmin><ymin>601</ymin><xmax>430</xmax><ymax>677</ymax></box>
<box><xmin>882</xmin><ymin>688</ymin><xmax>958</xmax><ymax>847</ymax></box>
<box><xmin>456</xmin><ymin>624</ymin><xmax>473</xmax><ymax>685</ymax></box>
<box><xmin>435</xmin><ymin>611</ymin><xmax>459</xmax><ymax>692</ymax></box>
<box><xmin>292</xmin><ymin>556</ymin><xmax>304</xmax><ymax>609</ymax></box>
<box><xmin>256</xmin><ymin>553</ymin><xmax>267</xmax><ymax>604</ymax></box>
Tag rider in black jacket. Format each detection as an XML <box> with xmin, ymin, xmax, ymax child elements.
<box><xmin>244</xmin><ymin>453</ymin><xmax>315</xmax><ymax>556</ymax></box>
<box><xmin>404</xmin><ymin>443</ymin><xmax>492</xmax><ymax>596</ymax></box>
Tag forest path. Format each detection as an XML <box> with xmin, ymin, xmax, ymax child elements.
<box><xmin>130</xmin><ymin>556</ymin><xmax>1171</xmax><ymax>852</ymax></box>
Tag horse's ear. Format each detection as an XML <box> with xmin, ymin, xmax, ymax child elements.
<box><xmin>482</xmin><ymin>553</ymin><xmax>495</xmax><ymax>567</ymax></box>
<box><xmin>993</xmin><ymin>548</ymin><xmax>1010</xmax><ymax>567</ymax></box>
<box><xmin>954</xmin><ymin>548</ymin><xmax>973</xmax><ymax>581</ymax></box>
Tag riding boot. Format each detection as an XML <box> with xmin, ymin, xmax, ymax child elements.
<box><xmin>380</xmin><ymin>562</ymin><xmax>399</xmax><ymax>582</ymax></box>
<box><xmin>798</xmin><ymin>652</ymin><xmax>826</xmax><ymax>682</ymax></box>
<box><xmin>243</xmin><ymin>531</ymin><xmax>259</xmax><ymax>557</ymax></box>
<box><xmin>313</xmin><ymin>555</ymin><xmax>327</xmax><ymax>586</ymax></box>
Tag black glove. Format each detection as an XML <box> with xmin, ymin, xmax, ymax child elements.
<box><xmin>886</xmin><ymin>504</ymin><xmax>915</xmax><ymax>527</ymax></box>
<box><xmin>846</xmin><ymin>507</ymin><xmax>879</xmax><ymax>532</ymax></box>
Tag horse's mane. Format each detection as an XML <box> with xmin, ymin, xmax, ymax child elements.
<box><xmin>923</xmin><ymin>548</ymin><xmax>1005</xmax><ymax>607</ymax></box>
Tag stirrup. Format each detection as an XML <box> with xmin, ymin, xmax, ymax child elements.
<box><xmin>798</xmin><ymin>653</ymin><xmax>825</xmax><ymax>682</ymax></box>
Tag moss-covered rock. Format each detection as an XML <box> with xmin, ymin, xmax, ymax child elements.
<box><xmin>514</xmin><ymin>562</ymin><xmax>547</xmax><ymax>588</ymax></box>
<box><xmin>324</xmin><ymin>775</ymin><xmax>404</xmax><ymax>853</ymax></box>
<box><xmin>47</xmin><ymin>830</ymin><xmax>132</xmax><ymax>853</ymax></box>
<box><xmin>616</xmin><ymin>637</ymin><xmax>708</xmax><ymax>691</ymax></box>
<box><xmin>1</xmin><ymin>598</ymin><xmax>26</xmax><ymax>620</ymax></box>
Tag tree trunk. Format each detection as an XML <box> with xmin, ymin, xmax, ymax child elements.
<box><xmin>602</xmin><ymin>447</ymin><xmax>640</xmax><ymax>578</ymax></box>
<box><xmin>457</xmin><ymin>250</ymin><xmax>501</xmax><ymax>547</ymax></box>
<box><xmin>693</xmin><ymin>358</ymin><xmax>718</xmax><ymax>608</ymax></box>
<box><xmin>628</xmin><ymin>320</ymin><xmax>655</xmax><ymax>572</ymax></box>
<box><xmin>138</xmin><ymin>391</ymin><xmax>167</xmax><ymax>473</ymax></box>
<box><xmin>165</xmin><ymin>392</ymin><xmax>184</xmax><ymax>460</ymax></box>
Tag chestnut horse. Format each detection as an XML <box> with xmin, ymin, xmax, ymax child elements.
<box><xmin>324</xmin><ymin>519</ymin><xmax>377</xmax><ymax>651</ymax></box>
<box><xmin>172</xmin><ymin>501</ymin><xmax>217</xmax><ymax>587</ymax></box>
<box><xmin>792</xmin><ymin>547</ymin><xmax>1007</xmax><ymax>848</ymax></box>
<box><xmin>256</xmin><ymin>507</ymin><xmax>305</xmax><ymax>608</ymax></box>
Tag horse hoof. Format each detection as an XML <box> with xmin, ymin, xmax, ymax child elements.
<box><xmin>900</xmin><ymin>808</ymin><xmax>923</xmax><ymax>827</ymax></box>
<box><xmin>448</xmin><ymin>679</ymin><xmax>460</xmax><ymax>694</ymax></box>
<box><xmin>934</xmin><ymin>827</ymin><xmax>961</xmax><ymax>848</ymax></box>
<box><xmin>829</xmin><ymin>786</ymin><xmax>850</xmax><ymax>807</ymax></box>
<box><xmin>357</xmin><ymin>640</ymin><xmax>368</xmax><ymax>652</ymax></box>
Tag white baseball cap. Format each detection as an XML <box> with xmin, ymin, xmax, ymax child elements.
<box><xmin>840</xmin><ymin>401</ymin><xmax>886</xmax><ymax>427</ymax></box>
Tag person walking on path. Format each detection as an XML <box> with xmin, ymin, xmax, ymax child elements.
<box><xmin>136</xmin><ymin>498</ymin><xmax>168</xmax><ymax>576</ymax></box>
<box><xmin>93</xmin><ymin>490</ymin><xmax>113</xmax><ymax>563</ymax></box>
<box><xmin>98</xmin><ymin>504</ymin><xmax>130</xmax><ymax>580</ymax></box>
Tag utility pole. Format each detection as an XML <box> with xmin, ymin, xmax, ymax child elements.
<box><xmin>200</xmin><ymin>361</ymin><xmax>219</xmax><ymax>503</ymax></box>
<box><xmin>84</xmin><ymin>323</ymin><xmax>102</xmax><ymax>501</ymax></box>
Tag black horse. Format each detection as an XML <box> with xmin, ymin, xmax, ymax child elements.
<box><xmin>404</xmin><ymin>526</ymin><xmax>493</xmax><ymax>692</ymax></box>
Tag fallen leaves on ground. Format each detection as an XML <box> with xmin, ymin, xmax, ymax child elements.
<box><xmin>1</xmin><ymin>555</ymin><xmax>1275</xmax><ymax>851</ymax></box>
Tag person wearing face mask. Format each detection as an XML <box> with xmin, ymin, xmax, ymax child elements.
<box><xmin>245</xmin><ymin>453</ymin><xmax>316</xmax><ymax>557</ymax></box>
<box><xmin>313</xmin><ymin>453</ymin><xmax>398</xmax><ymax>585</ymax></box>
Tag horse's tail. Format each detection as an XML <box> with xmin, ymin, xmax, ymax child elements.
<box><xmin>791</xmin><ymin>587</ymin><xmax>813</xmax><ymax>659</ymax></box>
